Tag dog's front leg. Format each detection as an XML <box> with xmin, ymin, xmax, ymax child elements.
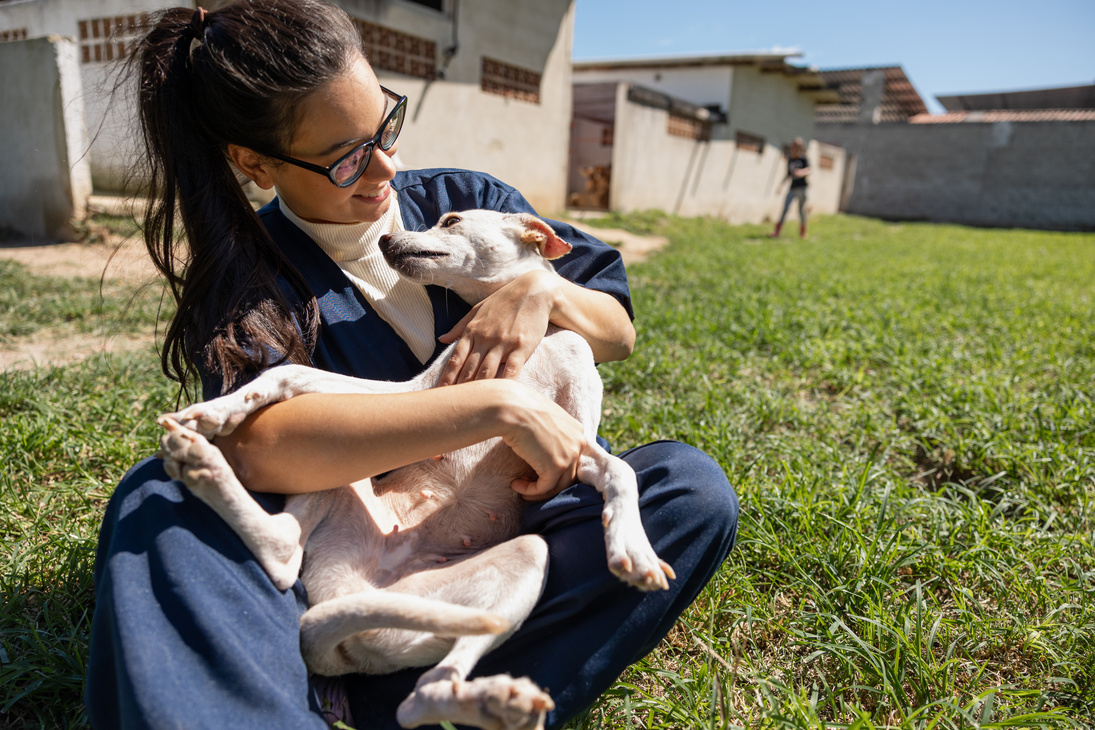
<box><xmin>578</xmin><ymin>446</ymin><xmax>675</xmax><ymax>592</ymax></box>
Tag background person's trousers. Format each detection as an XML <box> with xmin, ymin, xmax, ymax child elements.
<box><xmin>85</xmin><ymin>440</ymin><xmax>739</xmax><ymax>730</ymax></box>
<box><xmin>779</xmin><ymin>187</ymin><xmax>808</xmax><ymax>225</ymax></box>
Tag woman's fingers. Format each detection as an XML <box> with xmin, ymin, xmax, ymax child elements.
<box><xmin>500</xmin><ymin>391</ymin><xmax>585</xmax><ymax>499</ymax></box>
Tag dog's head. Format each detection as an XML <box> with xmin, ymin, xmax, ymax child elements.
<box><xmin>379</xmin><ymin>210</ymin><xmax>572</xmax><ymax>303</ymax></box>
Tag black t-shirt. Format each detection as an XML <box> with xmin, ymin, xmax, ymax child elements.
<box><xmin>788</xmin><ymin>157</ymin><xmax>808</xmax><ymax>188</ymax></box>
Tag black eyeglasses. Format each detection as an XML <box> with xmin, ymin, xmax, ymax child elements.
<box><xmin>268</xmin><ymin>86</ymin><xmax>407</xmax><ymax>188</ymax></box>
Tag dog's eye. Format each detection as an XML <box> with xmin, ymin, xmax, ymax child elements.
<box><xmin>440</xmin><ymin>215</ymin><xmax>462</xmax><ymax>229</ymax></box>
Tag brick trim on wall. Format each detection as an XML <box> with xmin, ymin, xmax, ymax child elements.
<box><xmin>481</xmin><ymin>57</ymin><xmax>541</xmax><ymax>104</ymax></box>
<box><xmin>352</xmin><ymin>18</ymin><xmax>436</xmax><ymax>80</ymax></box>
<box><xmin>78</xmin><ymin>14</ymin><xmax>147</xmax><ymax>63</ymax></box>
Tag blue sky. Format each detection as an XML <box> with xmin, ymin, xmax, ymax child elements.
<box><xmin>572</xmin><ymin>0</ymin><xmax>1095</xmax><ymax>114</ymax></box>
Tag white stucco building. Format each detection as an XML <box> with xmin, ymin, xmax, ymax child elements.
<box><xmin>570</xmin><ymin>53</ymin><xmax>847</xmax><ymax>224</ymax></box>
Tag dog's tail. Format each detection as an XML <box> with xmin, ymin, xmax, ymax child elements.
<box><xmin>300</xmin><ymin>590</ymin><xmax>509</xmax><ymax>674</ymax></box>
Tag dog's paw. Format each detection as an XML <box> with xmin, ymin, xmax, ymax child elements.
<box><xmin>397</xmin><ymin>674</ymin><xmax>553</xmax><ymax>730</ymax></box>
<box><xmin>156</xmin><ymin>416</ymin><xmax>236</xmax><ymax>494</ymax></box>
<box><xmin>602</xmin><ymin>504</ymin><xmax>675</xmax><ymax>592</ymax></box>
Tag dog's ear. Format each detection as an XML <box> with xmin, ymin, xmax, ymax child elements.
<box><xmin>516</xmin><ymin>215</ymin><xmax>572</xmax><ymax>260</ymax></box>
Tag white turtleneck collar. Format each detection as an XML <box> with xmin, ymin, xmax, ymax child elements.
<box><xmin>277</xmin><ymin>192</ymin><xmax>437</xmax><ymax>364</ymax></box>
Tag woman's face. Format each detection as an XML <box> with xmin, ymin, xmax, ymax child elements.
<box><xmin>266</xmin><ymin>54</ymin><xmax>399</xmax><ymax>225</ymax></box>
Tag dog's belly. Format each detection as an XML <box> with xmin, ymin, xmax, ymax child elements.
<box><xmin>301</xmin><ymin>442</ymin><xmax>529</xmax><ymax>605</ymax></box>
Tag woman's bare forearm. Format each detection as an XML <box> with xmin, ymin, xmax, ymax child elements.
<box><xmin>546</xmin><ymin>275</ymin><xmax>635</xmax><ymax>363</ymax></box>
<box><xmin>214</xmin><ymin>378</ymin><xmax>582</xmax><ymax>494</ymax></box>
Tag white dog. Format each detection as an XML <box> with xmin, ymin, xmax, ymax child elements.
<box><xmin>157</xmin><ymin>210</ymin><xmax>673</xmax><ymax>730</ymax></box>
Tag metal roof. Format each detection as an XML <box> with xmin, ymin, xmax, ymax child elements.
<box><xmin>574</xmin><ymin>52</ymin><xmax>804</xmax><ymax>70</ymax></box>
<box><xmin>936</xmin><ymin>84</ymin><xmax>1095</xmax><ymax>112</ymax></box>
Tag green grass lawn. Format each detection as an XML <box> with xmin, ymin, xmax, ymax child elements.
<box><xmin>2</xmin><ymin>214</ymin><xmax>1092</xmax><ymax>728</ymax></box>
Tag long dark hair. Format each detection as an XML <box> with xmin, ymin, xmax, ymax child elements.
<box><xmin>132</xmin><ymin>0</ymin><xmax>364</xmax><ymax>398</ymax></box>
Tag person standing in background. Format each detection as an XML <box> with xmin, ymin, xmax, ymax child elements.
<box><xmin>770</xmin><ymin>137</ymin><xmax>811</xmax><ymax>239</ymax></box>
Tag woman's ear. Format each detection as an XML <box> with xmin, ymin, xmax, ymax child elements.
<box><xmin>227</xmin><ymin>144</ymin><xmax>275</xmax><ymax>190</ymax></box>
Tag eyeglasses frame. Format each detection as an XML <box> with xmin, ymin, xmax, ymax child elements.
<box><xmin>266</xmin><ymin>86</ymin><xmax>407</xmax><ymax>188</ymax></box>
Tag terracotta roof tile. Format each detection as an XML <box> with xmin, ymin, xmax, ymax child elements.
<box><xmin>909</xmin><ymin>109</ymin><xmax>1095</xmax><ymax>123</ymax></box>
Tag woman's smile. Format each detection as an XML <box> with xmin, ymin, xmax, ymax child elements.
<box><xmin>353</xmin><ymin>181</ymin><xmax>391</xmax><ymax>201</ymax></box>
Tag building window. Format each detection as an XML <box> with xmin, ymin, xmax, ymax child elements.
<box><xmin>819</xmin><ymin>154</ymin><xmax>834</xmax><ymax>170</ymax></box>
<box><xmin>667</xmin><ymin>113</ymin><xmax>708</xmax><ymax>140</ymax></box>
<box><xmin>736</xmin><ymin>131</ymin><xmax>765</xmax><ymax>153</ymax></box>
<box><xmin>352</xmin><ymin>18</ymin><xmax>436</xmax><ymax>79</ymax></box>
<box><xmin>403</xmin><ymin>0</ymin><xmax>444</xmax><ymax>10</ymax></box>
<box><xmin>0</xmin><ymin>28</ymin><xmax>28</xmax><ymax>42</ymax></box>
<box><xmin>78</xmin><ymin>14</ymin><xmax>147</xmax><ymax>63</ymax></box>
<box><xmin>481</xmin><ymin>57</ymin><xmax>541</xmax><ymax>104</ymax></box>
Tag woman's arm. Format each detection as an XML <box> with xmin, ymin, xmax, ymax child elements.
<box><xmin>215</xmin><ymin>377</ymin><xmax>585</xmax><ymax>496</ymax></box>
<box><xmin>438</xmin><ymin>269</ymin><xmax>636</xmax><ymax>385</ymax></box>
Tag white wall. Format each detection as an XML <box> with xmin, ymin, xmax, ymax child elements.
<box><xmin>724</xmin><ymin>65</ymin><xmax>814</xmax><ymax>145</ymax></box>
<box><xmin>806</xmin><ymin>141</ymin><xmax>847</xmax><ymax>219</ymax></box>
<box><xmin>573</xmin><ymin>65</ymin><xmax>732</xmax><ymax>111</ymax></box>
<box><xmin>572</xmin><ymin>59</ymin><xmax>837</xmax><ymax>222</ymax></box>
<box><xmin>608</xmin><ymin>83</ymin><xmax>845</xmax><ymax>224</ymax></box>
<box><xmin>0</xmin><ymin>35</ymin><xmax>92</xmax><ymax>240</ymax></box>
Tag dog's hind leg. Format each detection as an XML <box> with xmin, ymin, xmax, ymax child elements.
<box><xmin>392</xmin><ymin>535</ymin><xmax>554</xmax><ymax>730</ymax></box>
<box><xmin>157</xmin><ymin>417</ymin><xmax>304</xmax><ymax>591</ymax></box>
<box><xmin>398</xmin><ymin>673</ymin><xmax>553</xmax><ymax>730</ymax></box>
<box><xmin>578</xmin><ymin>446</ymin><xmax>675</xmax><ymax>592</ymax></box>
<box><xmin>300</xmin><ymin>589</ymin><xmax>512</xmax><ymax>676</ymax></box>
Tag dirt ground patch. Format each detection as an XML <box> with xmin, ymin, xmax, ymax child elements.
<box><xmin>0</xmin><ymin>234</ymin><xmax>158</xmax><ymax>281</ymax></box>
<box><xmin>565</xmin><ymin>219</ymin><xmax>668</xmax><ymax>267</ymax></box>
<box><xmin>0</xmin><ymin>212</ymin><xmax>666</xmax><ymax>371</ymax></box>
<box><xmin>0</xmin><ymin>222</ymin><xmax>161</xmax><ymax>371</ymax></box>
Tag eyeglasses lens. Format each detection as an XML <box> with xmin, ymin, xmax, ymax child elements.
<box><xmin>330</xmin><ymin>95</ymin><xmax>405</xmax><ymax>187</ymax></box>
<box><xmin>381</xmin><ymin>103</ymin><xmax>405</xmax><ymax>150</ymax></box>
<box><xmin>334</xmin><ymin>146</ymin><xmax>369</xmax><ymax>186</ymax></box>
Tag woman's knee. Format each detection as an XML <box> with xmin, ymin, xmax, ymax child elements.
<box><xmin>622</xmin><ymin>440</ymin><xmax>739</xmax><ymax>547</ymax></box>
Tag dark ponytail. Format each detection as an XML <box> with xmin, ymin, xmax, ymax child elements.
<box><xmin>131</xmin><ymin>0</ymin><xmax>365</xmax><ymax>399</ymax></box>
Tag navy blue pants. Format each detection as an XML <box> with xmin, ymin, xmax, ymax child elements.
<box><xmin>85</xmin><ymin>441</ymin><xmax>738</xmax><ymax>729</ymax></box>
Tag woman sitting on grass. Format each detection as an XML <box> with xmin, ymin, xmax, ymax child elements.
<box><xmin>84</xmin><ymin>1</ymin><xmax>739</xmax><ymax>727</ymax></box>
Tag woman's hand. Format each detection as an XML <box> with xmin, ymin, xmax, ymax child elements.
<box><xmin>496</xmin><ymin>385</ymin><xmax>587</xmax><ymax>499</ymax></box>
<box><xmin>438</xmin><ymin>268</ymin><xmax>636</xmax><ymax>386</ymax></box>
<box><xmin>438</xmin><ymin>270</ymin><xmax>557</xmax><ymax>385</ymax></box>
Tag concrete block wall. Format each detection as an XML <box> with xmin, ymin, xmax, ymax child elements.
<box><xmin>817</xmin><ymin>121</ymin><xmax>1095</xmax><ymax>230</ymax></box>
<box><xmin>0</xmin><ymin>35</ymin><xmax>92</xmax><ymax>240</ymax></box>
